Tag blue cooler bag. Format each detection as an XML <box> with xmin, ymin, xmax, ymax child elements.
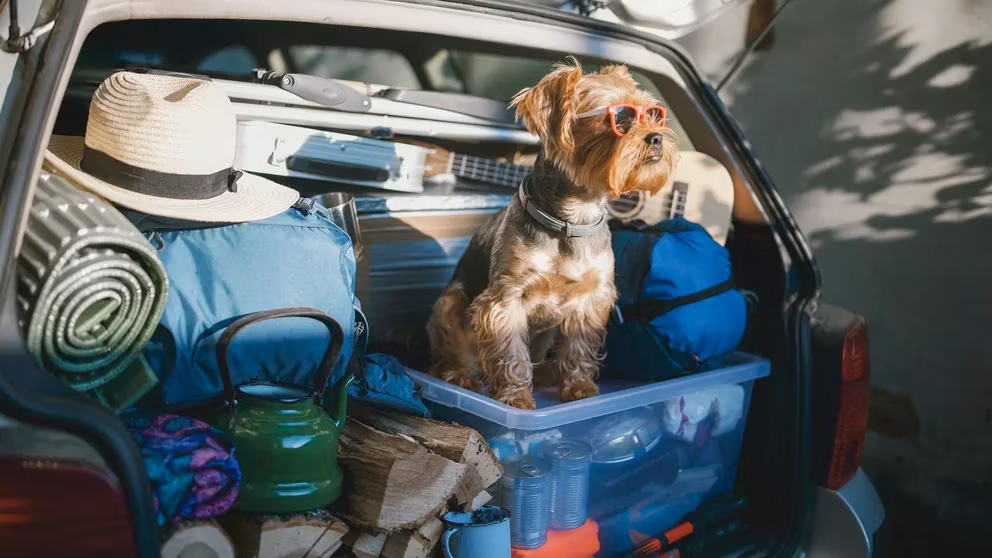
<box><xmin>130</xmin><ymin>200</ymin><xmax>359</xmax><ymax>408</ymax></box>
<box><xmin>605</xmin><ymin>218</ymin><xmax>748</xmax><ymax>381</ymax></box>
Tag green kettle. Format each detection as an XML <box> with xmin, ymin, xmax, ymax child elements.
<box><xmin>212</xmin><ymin>307</ymin><xmax>355</xmax><ymax>514</ymax></box>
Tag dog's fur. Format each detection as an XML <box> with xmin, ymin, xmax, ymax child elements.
<box><xmin>427</xmin><ymin>58</ymin><xmax>680</xmax><ymax>409</ymax></box>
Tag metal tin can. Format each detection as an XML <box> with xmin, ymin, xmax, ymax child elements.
<box><xmin>541</xmin><ymin>439</ymin><xmax>592</xmax><ymax>530</ymax></box>
<box><xmin>498</xmin><ymin>455</ymin><xmax>552</xmax><ymax>549</ymax></box>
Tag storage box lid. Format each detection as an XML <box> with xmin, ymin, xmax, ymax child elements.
<box><xmin>408</xmin><ymin>352</ymin><xmax>771</xmax><ymax>430</ymax></box>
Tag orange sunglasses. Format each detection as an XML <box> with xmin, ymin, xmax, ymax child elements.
<box><xmin>577</xmin><ymin>104</ymin><xmax>668</xmax><ymax>137</ymax></box>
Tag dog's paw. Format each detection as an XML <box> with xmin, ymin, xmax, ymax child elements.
<box><xmin>560</xmin><ymin>381</ymin><xmax>600</xmax><ymax>402</ymax></box>
<box><xmin>498</xmin><ymin>392</ymin><xmax>537</xmax><ymax>410</ymax></box>
<box><xmin>442</xmin><ymin>372</ymin><xmax>481</xmax><ymax>393</ymax></box>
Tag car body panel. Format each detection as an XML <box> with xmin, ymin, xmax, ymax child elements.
<box><xmin>805</xmin><ymin>468</ymin><xmax>886</xmax><ymax>557</ymax></box>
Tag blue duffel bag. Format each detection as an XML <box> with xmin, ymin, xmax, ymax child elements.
<box><xmin>604</xmin><ymin>218</ymin><xmax>749</xmax><ymax>381</ymax></box>
<box><xmin>129</xmin><ymin>200</ymin><xmax>360</xmax><ymax>409</ymax></box>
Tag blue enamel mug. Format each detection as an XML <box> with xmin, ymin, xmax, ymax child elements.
<box><xmin>442</xmin><ymin>506</ymin><xmax>512</xmax><ymax>558</ymax></box>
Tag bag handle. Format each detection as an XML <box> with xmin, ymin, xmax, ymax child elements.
<box><xmin>216</xmin><ymin>307</ymin><xmax>345</xmax><ymax>407</ymax></box>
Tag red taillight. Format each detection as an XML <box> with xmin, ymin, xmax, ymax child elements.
<box><xmin>0</xmin><ymin>456</ymin><xmax>136</xmax><ymax>557</ymax></box>
<box><xmin>825</xmin><ymin>320</ymin><xmax>871</xmax><ymax>489</ymax></box>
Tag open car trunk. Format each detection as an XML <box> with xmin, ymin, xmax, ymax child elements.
<box><xmin>4</xmin><ymin>1</ymin><xmax>821</xmax><ymax>556</ymax></box>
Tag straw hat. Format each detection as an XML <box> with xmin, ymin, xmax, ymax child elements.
<box><xmin>45</xmin><ymin>71</ymin><xmax>299</xmax><ymax>223</ymax></box>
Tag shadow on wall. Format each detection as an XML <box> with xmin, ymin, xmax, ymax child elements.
<box><xmin>720</xmin><ymin>0</ymin><xmax>992</xmax><ymax>554</ymax></box>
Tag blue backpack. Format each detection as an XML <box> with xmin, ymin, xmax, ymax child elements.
<box><xmin>129</xmin><ymin>201</ymin><xmax>359</xmax><ymax>408</ymax></box>
<box><xmin>130</xmin><ymin>200</ymin><xmax>428</xmax><ymax>416</ymax></box>
<box><xmin>605</xmin><ymin>218</ymin><xmax>749</xmax><ymax>381</ymax></box>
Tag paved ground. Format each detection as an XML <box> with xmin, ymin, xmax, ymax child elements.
<box><xmin>677</xmin><ymin>0</ymin><xmax>992</xmax><ymax>554</ymax></box>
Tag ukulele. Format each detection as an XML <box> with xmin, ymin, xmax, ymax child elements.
<box><xmin>421</xmin><ymin>144</ymin><xmax>531</xmax><ymax>189</ymax></box>
<box><xmin>607</xmin><ymin>151</ymin><xmax>736</xmax><ymax>245</ymax></box>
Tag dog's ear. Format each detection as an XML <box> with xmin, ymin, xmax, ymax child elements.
<box><xmin>510</xmin><ymin>57</ymin><xmax>583</xmax><ymax>156</ymax></box>
<box><xmin>599</xmin><ymin>64</ymin><xmax>633</xmax><ymax>81</ymax></box>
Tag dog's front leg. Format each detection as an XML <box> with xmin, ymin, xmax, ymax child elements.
<box><xmin>555</xmin><ymin>304</ymin><xmax>610</xmax><ymax>402</ymax></box>
<box><xmin>472</xmin><ymin>289</ymin><xmax>536</xmax><ymax>410</ymax></box>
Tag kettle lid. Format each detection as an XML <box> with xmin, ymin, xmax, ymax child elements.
<box><xmin>238</xmin><ymin>382</ymin><xmax>312</xmax><ymax>404</ymax></box>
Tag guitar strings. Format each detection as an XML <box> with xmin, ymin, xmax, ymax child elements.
<box><xmin>609</xmin><ymin>188</ymin><xmax>687</xmax><ymax>221</ymax></box>
<box><xmin>449</xmin><ymin>151</ymin><xmax>692</xmax><ymax>223</ymax></box>
<box><xmin>451</xmin><ymin>153</ymin><xmax>531</xmax><ymax>187</ymax></box>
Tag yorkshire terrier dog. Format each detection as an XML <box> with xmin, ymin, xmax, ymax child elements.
<box><xmin>427</xmin><ymin>58</ymin><xmax>680</xmax><ymax>409</ymax></box>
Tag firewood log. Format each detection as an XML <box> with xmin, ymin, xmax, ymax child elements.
<box><xmin>380</xmin><ymin>518</ymin><xmax>445</xmax><ymax>558</ymax></box>
<box><xmin>342</xmin><ymin>530</ymin><xmax>388</xmax><ymax>558</ymax></box>
<box><xmin>468</xmin><ymin>490</ymin><xmax>492</xmax><ymax>511</ymax></box>
<box><xmin>159</xmin><ymin>520</ymin><xmax>234</xmax><ymax>558</ymax></box>
<box><xmin>339</xmin><ymin>419</ymin><xmax>467</xmax><ymax>532</ymax></box>
<box><xmin>348</xmin><ymin>405</ymin><xmax>502</xmax><ymax>504</ymax></box>
<box><xmin>220</xmin><ymin>510</ymin><xmax>348</xmax><ymax>558</ymax></box>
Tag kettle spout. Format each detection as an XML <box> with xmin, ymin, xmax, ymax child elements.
<box><xmin>327</xmin><ymin>372</ymin><xmax>357</xmax><ymax>428</ymax></box>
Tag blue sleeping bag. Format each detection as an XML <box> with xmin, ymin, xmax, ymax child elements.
<box><xmin>605</xmin><ymin>218</ymin><xmax>748</xmax><ymax>380</ymax></box>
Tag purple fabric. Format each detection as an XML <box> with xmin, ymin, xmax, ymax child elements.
<box><xmin>121</xmin><ymin>410</ymin><xmax>241</xmax><ymax>526</ymax></box>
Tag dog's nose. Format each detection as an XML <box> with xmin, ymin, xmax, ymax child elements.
<box><xmin>645</xmin><ymin>133</ymin><xmax>665</xmax><ymax>148</ymax></box>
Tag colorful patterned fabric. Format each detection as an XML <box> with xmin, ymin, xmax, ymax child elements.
<box><xmin>121</xmin><ymin>410</ymin><xmax>241</xmax><ymax>526</ymax></box>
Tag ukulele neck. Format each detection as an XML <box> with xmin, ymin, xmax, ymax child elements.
<box><xmin>450</xmin><ymin>153</ymin><xmax>530</xmax><ymax>189</ymax></box>
<box><xmin>665</xmin><ymin>181</ymin><xmax>689</xmax><ymax>220</ymax></box>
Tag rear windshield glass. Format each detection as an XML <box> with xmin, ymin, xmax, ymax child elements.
<box><xmin>77</xmin><ymin>20</ymin><xmax>671</xmax><ymax>104</ymax></box>
<box><xmin>71</xmin><ymin>19</ymin><xmax>691</xmax><ymax>146</ymax></box>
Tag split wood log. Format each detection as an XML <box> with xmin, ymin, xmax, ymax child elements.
<box><xmin>468</xmin><ymin>490</ymin><xmax>492</xmax><ymax>511</ymax></box>
<box><xmin>339</xmin><ymin>418</ymin><xmax>467</xmax><ymax>532</ymax></box>
<box><xmin>348</xmin><ymin>404</ymin><xmax>502</xmax><ymax>505</ymax></box>
<box><xmin>418</xmin><ymin>517</ymin><xmax>446</xmax><ymax>552</ymax></box>
<box><xmin>380</xmin><ymin>517</ymin><xmax>446</xmax><ymax>558</ymax></box>
<box><xmin>220</xmin><ymin>510</ymin><xmax>348</xmax><ymax>558</ymax></box>
<box><xmin>380</xmin><ymin>531</ymin><xmax>430</xmax><ymax>558</ymax></box>
<box><xmin>160</xmin><ymin>520</ymin><xmax>234</xmax><ymax>558</ymax></box>
<box><xmin>342</xmin><ymin>530</ymin><xmax>388</xmax><ymax>558</ymax></box>
<box><xmin>446</xmin><ymin>488</ymin><xmax>494</xmax><ymax>515</ymax></box>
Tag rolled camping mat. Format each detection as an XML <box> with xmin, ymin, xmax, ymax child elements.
<box><xmin>16</xmin><ymin>170</ymin><xmax>169</xmax><ymax>410</ymax></box>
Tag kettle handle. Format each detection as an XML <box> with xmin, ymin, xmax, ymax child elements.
<box><xmin>216</xmin><ymin>307</ymin><xmax>345</xmax><ymax>407</ymax></box>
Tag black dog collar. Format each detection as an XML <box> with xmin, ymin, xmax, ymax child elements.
<box><xmin>518</xmin><ymin>177</ymin><xmax>607</xmax><ymax>237</ymax></box>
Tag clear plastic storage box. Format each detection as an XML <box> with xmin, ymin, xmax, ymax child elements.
<box><xmin>407</xmin><ymin>352</ymin><xmax>770</xmax><ymax>556</ymax></box>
